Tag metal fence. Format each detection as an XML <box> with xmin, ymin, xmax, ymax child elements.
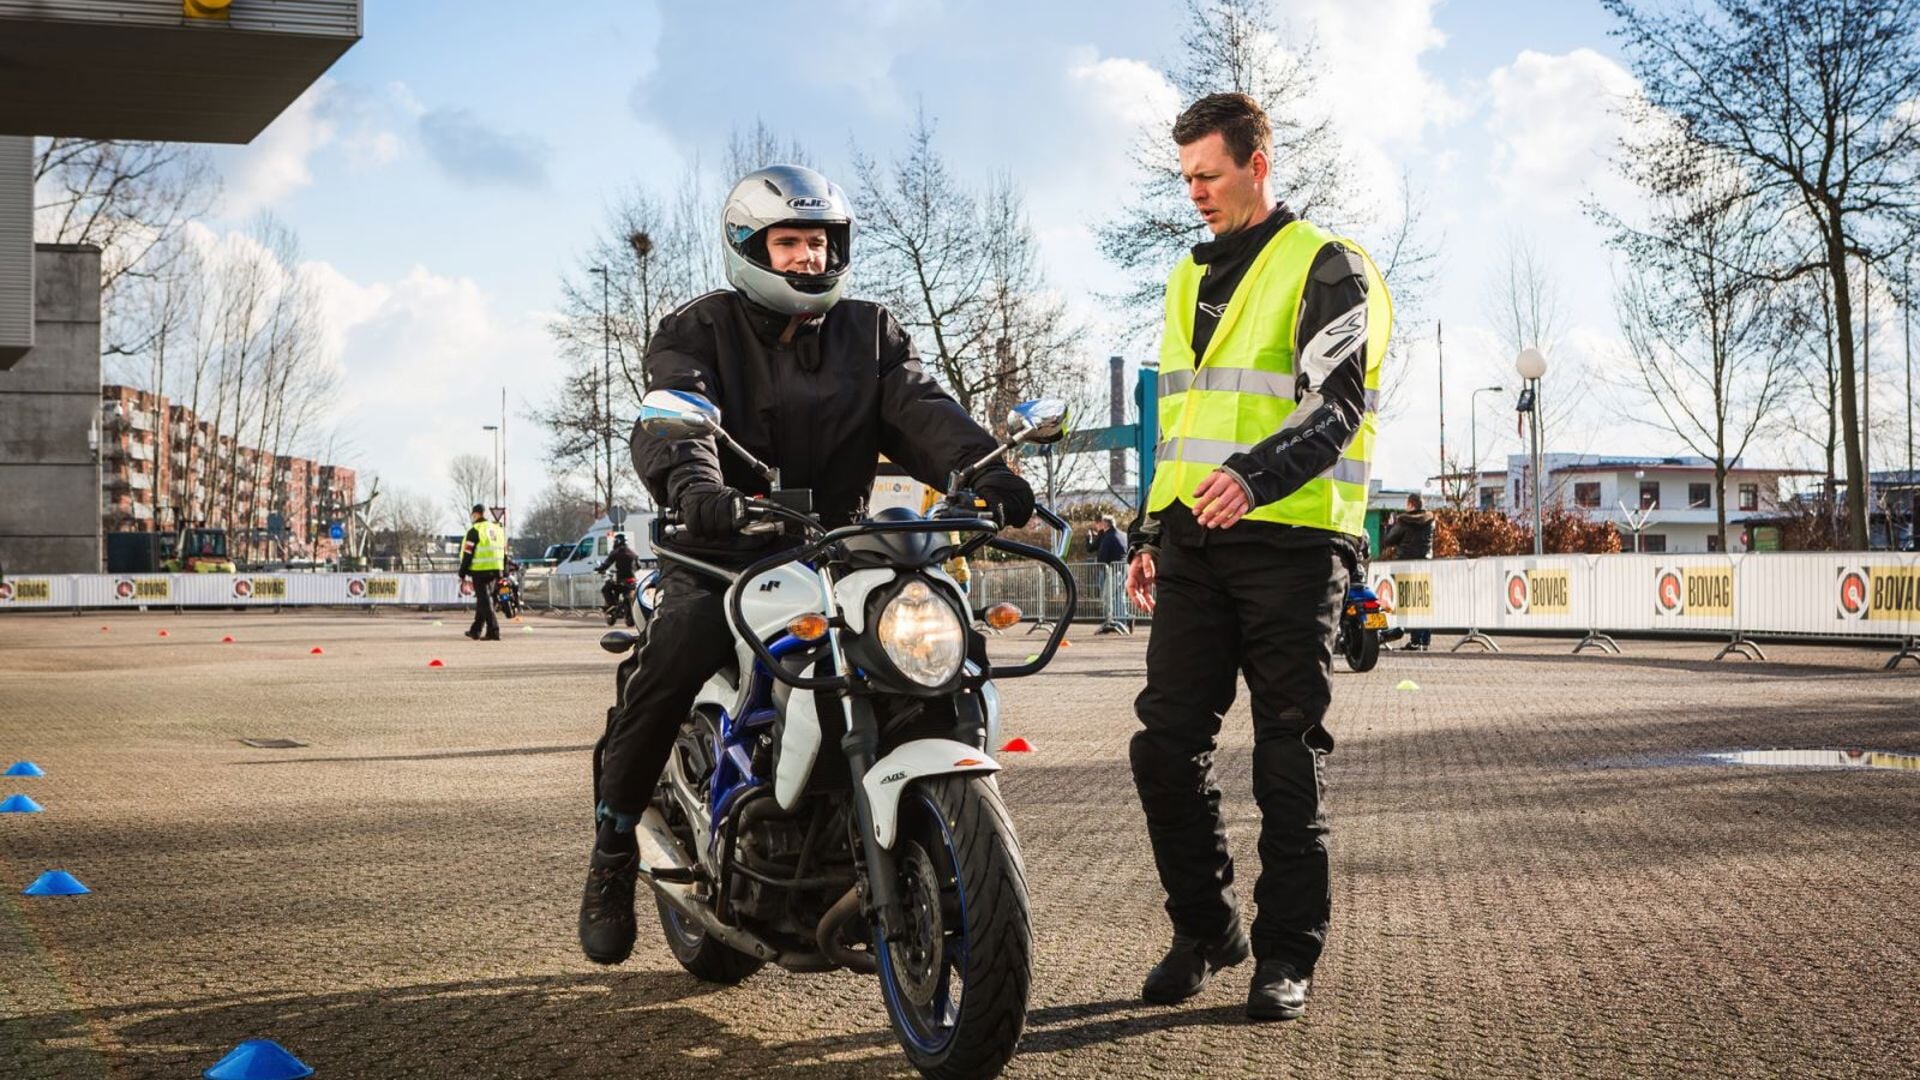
<box><xmin>967</xmin><ymin>560</ymin><xmax>1137</xmax><ymax>628</ymax></box>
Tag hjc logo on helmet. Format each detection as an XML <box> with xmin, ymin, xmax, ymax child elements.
<box><xmin>787</xmin><ymin>196</ymin><xmax>831</xmax><ymax>211</ymax></box>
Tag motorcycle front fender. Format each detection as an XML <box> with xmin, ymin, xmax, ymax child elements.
<box><xmin>861</xmin><ymin>738</ymin><xmax>1001</xmax><ymax>849</ymax></box>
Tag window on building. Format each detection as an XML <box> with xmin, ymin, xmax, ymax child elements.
<box><xmin>1479</xmin><ymin>486</ymin><xmax>1505</xmax><ymax>510</ymax></box>
<box><xmin>1640</xmin><ymin>481</ymin><xmax>1661</xmax><ymax>509</ymax></box>
<box><xmin>1574</xmin><ymin>482</ymin><xmax>1601</xmax><ymax>508</ymax></box>
<box><xmin>1707</xmin><ymin>533</ymin><xmax>1723</xmax><ymax>553</ymax></box>
<box><xmin>1689</xmin><ymin>482</ymin><xmax>1712</xmax><ymax>509</ymax></box>
<box><xmin>1738</xmin><ymin>483</ymin><xmax>1759</xmax><ymax>512</ymax></box>
<box><xmin>1640</xmin><ymin>533</ymin><xmax>1668</xmax><ymax>553</ymax></box>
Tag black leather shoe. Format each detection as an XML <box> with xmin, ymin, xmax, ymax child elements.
<box><xmin>463</xmin><ymin>629</ymin><xmax>481</xmax><ymax>640</ymax></box>
<box><xmin>578</xmin><ymin>846</ymin><xmax>638</xmax><ymax>965</ymax></box>
<box><xmin>1247</xmin><ymin>958</ymin><xmax>1312</xmax><ymax>1021</ymax></box>
<box><xmin>1141</xmin><ymin>926</ymin><xmax>1252</xmax><ymax>1004</ymax></box>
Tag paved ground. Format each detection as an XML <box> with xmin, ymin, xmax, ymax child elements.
<box><xmin>0</xmin><ymin>609</ymin><xmax>1915</xmax><ymax>1079</ymax></box>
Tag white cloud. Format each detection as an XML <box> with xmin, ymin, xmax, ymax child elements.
<box><xmin>1290</xmin><ymin>0</ymin><xmax>1464</xmax><ymax>149</ymax></box>
<box><xmin>1484</xmin><ymin>48</ymin><xmax>1641</xmax><ymax>211</ymax></box>
<box><xmin>299</xmin><ymin>258</ymin><xmax>553</xmax><ymax>517</ymax></box>
<box><xmin>223</xmin><ymin>81</ymin><xmax>338</xmax><ymax>217</ymax></box>
<box><xmin>219</xmin><ymin>79</ymin><xmax>415</xmax><ymax>217</ymax></box>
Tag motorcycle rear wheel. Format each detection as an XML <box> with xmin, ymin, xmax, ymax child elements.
<box><xmin>655</xmin><ymin>895</ymin><xmax>764</xmax><ymax>984</ymax></box>
<box><xmin>1341</xmin><ymin>625</ymin><xmax>1380</xmax><ymax>672</ymax></box>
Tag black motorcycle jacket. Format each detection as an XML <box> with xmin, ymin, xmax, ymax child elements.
<box><xmin>595</xmin><ymin>546</ymin><xmax>642</xmax><ymax>580</ymax></box>
<box><xmin>631</xmin><ymin>290</ymin><xmax>1006</xmax><ymax>562</ymax></box>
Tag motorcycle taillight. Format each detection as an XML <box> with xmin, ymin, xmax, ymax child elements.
<box><xmin>1362</xmin><ymin>600</ymin><xmax>1381</xmax><ymax>612</ymax></box>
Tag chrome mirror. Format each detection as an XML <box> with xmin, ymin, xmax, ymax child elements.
<box><xmin>1008</xmin><ymin>398</ymin><xmax>1070</xmax><ymax>445</ymax></box>
<box><xmin>639</xmin><ymin>390</ymin><xmax>720</xmax><ymax>440</ymax></box>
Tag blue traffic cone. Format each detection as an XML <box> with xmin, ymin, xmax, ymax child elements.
<box><xmin>0</xmin><ymin>794</ymin><xmax>43</xmax><ymax>813</ymax></box>
<box><xmin>3</xmin><ymin>761</ymin><xmax>45</xmax><ymax>777</ymax></box>
<box><xmin>23</xmin><ymin>870</ymin><xmax>89</xmax><ymax>896</ymax></box>
<box><xmin>204</xmin><ymin>1039</ymin><xmax>314</xmax><ymax>1080</ymax></box>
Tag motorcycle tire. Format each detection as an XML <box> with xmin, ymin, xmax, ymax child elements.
<box><xmin>877</xmin><ymin>774</ymin><xmax>1030</xmax><ymax>1080</ymax></box>
<box><xmin>1342</xmin><ymin>625</ymin><xmax>1380</xmax><ymax>672</ymax></box>
<box><xmin>655</xmin><ymin>895</ymin><xmax>763</xmax><ymax>985</ymax></box>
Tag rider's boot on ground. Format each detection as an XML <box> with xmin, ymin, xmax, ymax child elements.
<box><xmin>1141</xmin><ymin>924</ymin><xmax>1252</xmax><ymax>1005</ymax></box>
<box><xmin>578</xmin><ymin>814</ymin><xmax>639</xmax><ymax>965</ymax></box>
<box><xmin>1246</xmin><ymin>958</ymin><xmax>1312</xmax><ymax>1021</ymax></box>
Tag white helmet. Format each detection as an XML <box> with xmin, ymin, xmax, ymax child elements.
<box><xmin>721</xmin><ymin>164</ymin><xmax>855</xmax><ymax>315</ymax></box>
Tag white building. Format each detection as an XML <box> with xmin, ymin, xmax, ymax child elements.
<box><xmin>1473</xmin><ymin>454</ymin><xmax>1805</xmax><ymax>554</ymax></box>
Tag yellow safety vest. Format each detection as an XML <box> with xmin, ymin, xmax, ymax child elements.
<box><xmin>1145</xmin><ymin>217</ymin><xmax>1391</xmax><ymax>536</ymax></box>
<box><xmin>466</xmin><ymin>521</ymin><xmax>506</xmax><ymax>572</ymax></box>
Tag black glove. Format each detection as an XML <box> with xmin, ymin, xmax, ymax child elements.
<box><xmin>972</xmin><ymin>469</ymin><xmax>1035</xmax><ymax>529</ymax></box>
<box><xmin>677</xmin><ymin>483</ymin><xmax>746</xmax><ymax>541</ymax></box>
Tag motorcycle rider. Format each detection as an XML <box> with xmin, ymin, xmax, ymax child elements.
<box><xmin>579</xmin><ymin>163</ymin><xmax>1035</xmax><ymax>965</ymax></box>
<box><xmin>595</xmin><ymin>533</ymin><xmax>642</xmax><ymax>617</ymax></box>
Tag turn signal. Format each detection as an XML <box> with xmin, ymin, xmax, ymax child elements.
<box><xmin>984</xmin><ymin>603</ymin><xmax>1023</xmax><ymax>630</ymax></box>
<box><xmin>788</xmin><ymin>614</ymin><xmax>830</xmax><ymax>641</ymax></box>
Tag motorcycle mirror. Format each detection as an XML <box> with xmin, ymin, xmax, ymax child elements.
<box><xmin>1007</xmin><ymin>399</ymin><xmax>1070</xmax><ymax>445</ymax></box>
<box><xmin>639</xmin><ymin>390</ymin><xmax>721</xmax><ymax>440</ymax></box>
<box><xmin>599</xmin><ymin>629</ymin><xmax>640</xmax><ymax>654</ymax></box>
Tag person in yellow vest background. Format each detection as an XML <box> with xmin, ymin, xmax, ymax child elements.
<box><xmin>1124</xmin><ymin>92</ymin><xmax>1391</xmax><ymax>1023</ymax></box>
<box><xmin>457</xmin><ymin>503</ymin><xmax>507</xmax><ymax>641</ymax></box>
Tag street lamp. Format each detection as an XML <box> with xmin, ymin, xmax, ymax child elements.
<box><xmin>1516</xmin><ymin>347</ymin><xmax>1548</xmax><ymax>554</ymax></box>
<box><xmin>481</xmin><ymin>424</ymin><xmax>501</xmax><ymax>510</ymax></box>
<box><xmin>1469</xmin><ymin>384</ymin><xmax>1504</xmax><ymax>508</ymax></box>
<box><xmin>587</xmin><ymin>264</ymin><xmax>611</xmax><ymax>515</ymax></box>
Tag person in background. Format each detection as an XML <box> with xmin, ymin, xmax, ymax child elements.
<box><xmin>1090</xmin><ymin>514</ymin><xmax>1129</xmax><ymax>633</ymax></box>
<box><xmin>456</xmin><ymin>504</ymin><xmax>505</xmax><ymax>641</ymax></box>
<box><xmin>1383</xmin><ymin>494</ymin><xmax>1434</xmax><ymax>650</ymax></box>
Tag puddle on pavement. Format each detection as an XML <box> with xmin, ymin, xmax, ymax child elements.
<box><xmin>1701</xmin><ymin>748</ymin><xmax>1920</xmax><ymax>772</ymax></box>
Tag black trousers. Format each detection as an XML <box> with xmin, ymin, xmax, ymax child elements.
<box><xmin>468</xmin><ymin>572</ymin><xmax>500</xmax><ymax>639</ymax></box>
<box><xmin>1131</xmin><ymin>536</ymin><xmax>1347</xmax><ymax>972</ymax></box>
<box><xmin>594</xmin><ymin>563</ymin><xmax>734</xmax><ymax>817</ymax></box>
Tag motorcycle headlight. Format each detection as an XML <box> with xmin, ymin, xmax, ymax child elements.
<box><xmin>875</xmin><ymin>579</ymin><xmax>965</xmax><ymax>688</ymax></box>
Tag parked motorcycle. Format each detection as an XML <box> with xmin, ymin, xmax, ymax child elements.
<box><xmin>1334</xmin><ymin>580</ymin><xmax>1398</xmax><ymax>672</ymax></box>
<box><xmin>598</xmin><ymin>389</ymin><xmax>1074</xmax><ymax>1080</ymax></box>
<box><xmin>493</xmin><ymin>571</ymin><xmax>522</xmax><ymax>620</ymax></box>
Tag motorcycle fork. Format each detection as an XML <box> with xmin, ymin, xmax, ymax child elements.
<box><xmin>818</xmin><ymin>593</ymin><xmax>908</xmax><ymax>945</ymax></box>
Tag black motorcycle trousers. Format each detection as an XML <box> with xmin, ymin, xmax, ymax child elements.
<box><xmin>595</xmin><ymin>563</ymin><xmax>735</xmax><ymax>818</ymax></box>
<box><xmin>468</xmin><ymin>571</ymin><xmax>500</xmax><ymax>639</ymax></box>
<box><xmin>1130</xmin><ymin>535</ymin><xmax>1347</xmax><ymax>973</ymax></box>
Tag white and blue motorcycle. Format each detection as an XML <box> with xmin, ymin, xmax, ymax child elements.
<box><xmin>602</xmin><ymin>391</ymin><xmax>1075</xmax><ymax>1080</ymax></box>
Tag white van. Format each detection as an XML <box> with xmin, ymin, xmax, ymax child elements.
<box><xmin>552</xmin><ymin>511</ymin><xmax>657</xmax><ymax>579</ymax></box>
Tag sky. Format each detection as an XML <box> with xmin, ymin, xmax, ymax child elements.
<box><xmin>187</xmin><ymin>0</ymin><xmax>1878</xmax><ymax>529</ymax></box>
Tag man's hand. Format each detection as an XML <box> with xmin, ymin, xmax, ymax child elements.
<box><xmin>972</xmin><ymin>469</ymin><xmax>1035</xmax><ymax>528</ymax></box>
<box><xmin>678</xmin><ymin>483</ymin><xmax>747</xmax><ymax>541</ymax></box>
<box><xmin>1192</xmin><ymin>470</ymin><xmax>1251</xmax><ymax>529</ymax></box>
<box><xmin>1126</xmin><ymin>550</ymin><xmax>1158</xmax><ymax>613</ymax></box>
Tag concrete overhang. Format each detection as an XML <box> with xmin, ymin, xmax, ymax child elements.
<box><xmin>0</xmin><ymin>1</ymin><xmax>362</xmax><ymax>144</ymax></box>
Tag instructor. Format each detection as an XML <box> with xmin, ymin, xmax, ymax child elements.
<box><xmin>1125</xmin><ymin>92</ymin><xmax>1392</xmax><ymax>1021</ymax></box>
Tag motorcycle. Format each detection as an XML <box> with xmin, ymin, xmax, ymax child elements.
<box><xmin>493</xmin><ymin>571</ymin><xmax>522</xmax><ymax>620</ymax></box>
<box><xmin>1334</xmin><ymin>580</ymin><xmax>1401</xmax><ymax>672</ymax></box>
<box><xmin>598</xmin><ymin>389</ymin><xmax>1075</xmax><ymax>1080</ymax></box>
<box><xmin>603</xmin><ymin>574</ymin><xmax>638</xmax><ymax>627</ymax></box>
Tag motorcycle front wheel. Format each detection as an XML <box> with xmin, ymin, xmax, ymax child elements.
<box><xmin>876</xmin><ymin>775</ymin><xmax>1030</xmax><ymax>1080</ymax></box>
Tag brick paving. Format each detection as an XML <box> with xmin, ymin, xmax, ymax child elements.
<box><xmin>0</xmin><ymin>610</ymin><xmax>1915</xmax><ymax>1079</ymax></box>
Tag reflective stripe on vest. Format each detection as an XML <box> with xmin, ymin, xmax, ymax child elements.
<box><xmin>469</xmin><ymin>521</ymin><xmax>506</xmax><ymax>572</ymax></box>
<box><xmin>1145</xmin><ymin>217</ymin><xmax>1393</xmax><ymax>536</ymax></box>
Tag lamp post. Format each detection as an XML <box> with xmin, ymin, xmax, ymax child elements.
<box><xmin>587</xmin><ymin>264</ymin><xmax>611</xmax><ymax>515</ymax></box>
<box><xmin>1469</xmin><ymin>384</ymin><xmax>1504</xmax><ymax>508</ymax></box>
<box><xmin>1516</xmin><ymin>347</ymin><xmax>1548</xmax><ymax>554</ymax></box>
<box><xmin>481</xmin><ymin>424</ymin><xmax>501</xmax><ymax>510</ymax></box>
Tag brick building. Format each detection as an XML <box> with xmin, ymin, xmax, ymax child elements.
<box><xmin>100</xmin><ymin>385</ymin><xmax>355</xmax><ymax>562</ymax></box>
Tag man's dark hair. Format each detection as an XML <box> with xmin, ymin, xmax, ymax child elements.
<box><xmin>1172</xmin><ymin>92</ymin><xmax>1272</xmax><ymax>166</ymax></box>
<box><xmin>471</xmin><ymin>503</ymin><xmax>487</xmax><ymax>516</ymax></box>
<box><xmin>1406</xmin><ymin>493</ymin><xmax>1424</xmax><ymax>511</ymax></box>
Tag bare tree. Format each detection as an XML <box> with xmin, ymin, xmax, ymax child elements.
<box><xmin>1481</xmin><ymin>233</ymin><xmax>1589</xmax><ymax>449</ymax></box>
<box><xmin>448</xmin><ymin>453</ymin><xmax>494</xmax><ymax>520</ymax></box>
<box><xmin>369</xmin><ymin>488</ymin><xmax>444</xmax><ymax>566</ymax></box>
<box><xmin>519</xmin><ymin>480</ymin><xmax>600</xmax><ymax>555</ymax></box>
<box><xmin>1603</xmin><ymin>0</ymin><xmax>1920</xmax><ymax>548</ymax></box>
<box><xmin>855</xmin><ymin>116</ymin><xmax>1086</xmax><ymax>444</ymax></box>
<box><xmin>1601</xmin><ymin>143</ymin><xmax>1794</xmax><ymax>548</ymax></box>
<box><xmin>1095</xmin><ymin>0</ymin><xmax>1433</xmax><ymax>344</ymax></box>
<box><xmin>32</xmin><ymin>138</ymin><xmax>217</xmax><ymax>300</ymax></box>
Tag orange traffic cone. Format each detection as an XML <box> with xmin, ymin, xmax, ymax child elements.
<box><xmin>1000</xmin><ymin>737</ymin><xmax>1034</xmax><ymax>753</ymax></box>
<box><xmin>309</xmin><ymin>647</ymin><xmax>325</xmax><ymax>655</ymax></box>
<box><xmin>427</xmin><ymin>658</ymin><xmax>445</xmax><ymax>668</ymax></box>
<box><xmin>221</xmin><ymin>635</ymin><xmax>235</xmax><ymax>644</ymax></box>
